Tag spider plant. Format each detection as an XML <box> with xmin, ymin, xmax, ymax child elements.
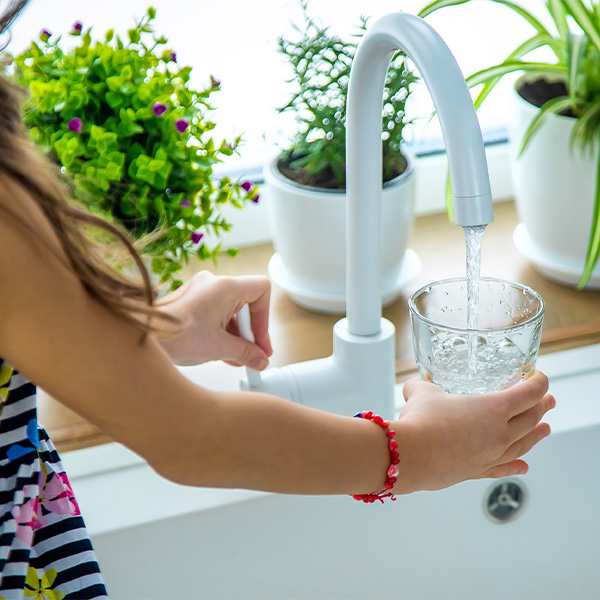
<box><xmin>419</xmin><ymin>0</ymin><xmax>600</xmax><ymax>288</ymax></box>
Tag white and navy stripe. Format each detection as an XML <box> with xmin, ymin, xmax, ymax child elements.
<box><xmin>0</xmin><ymin>359</ymin><xmax>108</xmax><ymax>598</ymax></box>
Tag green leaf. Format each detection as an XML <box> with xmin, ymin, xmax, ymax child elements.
<box><xmin>547</xmin><ymin>0</ymin><xmax>569</xmax><ymax>41</ymax></box>
<box><xmin>445</xmin><ymin>173</ymin><xmax>454</xmax><ymax>223</ymax></box>
<box><xmin>518</xmin><ymin>95</ymin><xmax>574</xmax><ymax>155</ymax></box>
<box><xmin>148</xmin><ymin>159</ymin><xmax>165</xmax><ymax>172</ymax></box>
<box><xmin>106</xmin><ymin>76</ymin><xmax>121</xmax><ymax>92</ymax></box>
<box><xmin>128</xmin><ymin>123</ymin><xmax>145</xmax><ymax>135</ymax></box>
<box><xmin>561</xmin><ymin>0</ymin><xmax>600</xmax><ymax>53</ymax></box>
<box><xmin>128</xmin><ymin>28</ymin><xmax>141</xmax><ymax>44</ymax></box>
<box><xmin>567</xmin><ymin>33</ymin><xmax>588</xmax><ymax>105</ymax></box>
<box><xmin>578</xmin><ymin>137</ymin><xmax>600</xmax><ymax>288</ymax></box>
<box><xmin>571</xmin><ymin>97</ymin><xmax>600</xmax><ymax>151</ymax></box>
<box><xmin>157</xmin><ymin>160</ymin><xmax>172</xmax><ymax>180</ymax></box>
<box><xmin>420</xmin><ymin>0</ymin><xmax>551</xmax><ymax>38</ymax></box>
<box><xmin>419</xmin><ymin>0</ymin><xmax>471</xmax><ymax>17</ymax></box>
<box><xmin>467</xmin><ymin>61</ymin><xmax>567</xmax><ymax>87</ymax></box>
<box><xmin>191</xmin><ymin>215</ymin><xmax>205</xmax><ymax>228</ymax></box>
<box><xmin>126</xmin><ymin>143</ymin><xmax>145</xmax><ymax>162</ymax></box>
<box><xmin>473</xmin><ymin>33</ymin><xmax>564</xmax><ymax>109</ymax></box>
<box><xmin>105</xmin><ymin>90</ymin><xmax>123</xmax><ymax>109</ymax></box>
<box><xmin>106</xmin><ymin>162</ymin><xmax>122</xmax><ymax>180</ymax></box>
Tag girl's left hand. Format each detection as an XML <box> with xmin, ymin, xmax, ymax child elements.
<box><xmin>155</xmin><ymin>271</ymin><xmax>273</xmax><ymax>368</ymax></box>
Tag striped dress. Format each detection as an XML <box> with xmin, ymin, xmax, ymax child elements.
<box><xmin>0</xmin><ymin>359</ymin><xmax>108</xmax><ymax>599</ymax></box>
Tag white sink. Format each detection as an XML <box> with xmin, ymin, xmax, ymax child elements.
<box><xmin>64</xmin><ymin>343</ymin><xmax>600</xmax><ymax>599</ymax></box>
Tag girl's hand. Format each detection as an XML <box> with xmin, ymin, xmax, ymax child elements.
<box><xmin>155</xmin><ymin>271</ymin><xmax>273</xmax><ymax>368</ymax></box>
<box><xmin>393</xmin><ymin>370</ymin><xmax>554</xmax><ymax>494</ymax></box>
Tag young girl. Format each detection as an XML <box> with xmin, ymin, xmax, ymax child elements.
<box><xmin>0</xmin><ymin>0</ymin><xmax>554</xmax><ymax>596</ymax></box>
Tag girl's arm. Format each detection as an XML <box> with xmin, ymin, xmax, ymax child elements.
<box><xmin>0</xmin><ymin>179</ymin><xmax>389</xmax><ymax>495</ymax></box>
<box><xmin>0</xmin><ymin>179</ymin><xmax>553</xmax><ymax>496</ymax></box>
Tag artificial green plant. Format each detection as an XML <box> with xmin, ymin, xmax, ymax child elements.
<box><xmin>9</xmin><ymin>7</ymin><xmax>258</xmax><ymax>290</ymax></box>
<box><xmin>420</xmin><ymin>0</ymin><xmax>600</xmax><ymax>288</ymax></box>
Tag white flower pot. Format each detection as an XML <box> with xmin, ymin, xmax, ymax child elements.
<box><xmin>510</xmin><ymin>77</ymin><xmax>600</xmax><ymax>288</ymax></box>
<box><xmin>264</xmin><ymin>153</ymin><xmax>420</xmax><ymax>313</ymax></box>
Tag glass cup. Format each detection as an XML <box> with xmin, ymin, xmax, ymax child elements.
<box><xmin>408</xmin><ymin>277</ymin><xmax>545</xmax><ymax>395</ymax></box>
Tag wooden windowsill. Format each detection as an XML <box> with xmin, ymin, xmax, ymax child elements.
<box><xmin>38</xmin><ymin>200</ymin><xmax>600</xmax><ymax>452</ymax></box>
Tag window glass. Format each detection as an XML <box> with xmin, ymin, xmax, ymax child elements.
<box><xmin>7</xmin><ymin>0</ymin><xmax>546</xmax><ymax>169</ymax></box>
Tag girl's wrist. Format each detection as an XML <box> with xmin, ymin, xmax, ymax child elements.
<box><xmin>386</xmin><ymin>418</ymin><xmax>418</xmax><ymax>496</ymax></box>
<box><xmin>350</xmin><ymin>412</ymin><xmax>401</xmax><ymax>503</ymax></box>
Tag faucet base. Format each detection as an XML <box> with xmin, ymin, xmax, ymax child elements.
<box><xmin>240</xmin><ymin>317</ymin><xmax>397</xmax><ymax>420</ymax></box>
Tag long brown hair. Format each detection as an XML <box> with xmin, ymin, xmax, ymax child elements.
<box><xmin>0</xmin><ymin>0</ymin><xmax>183</xmax><ymax>343</ymax></box>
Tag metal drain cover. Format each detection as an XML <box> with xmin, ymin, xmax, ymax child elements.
<box><xmin>485</xmin><ymin>480</ymin><xmax>526</xmax><ymax>523</ymax></box>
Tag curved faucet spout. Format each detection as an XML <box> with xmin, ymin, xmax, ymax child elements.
<box><xmin>346</xmin><ymin>12</ymin><xmax>494</xmax><ymax>336</ymax></box>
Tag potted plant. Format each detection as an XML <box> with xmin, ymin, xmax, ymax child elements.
<box><xmin>420</xmin><ymin>0</ymin><xmax>600</xmax><ymax>289</ymax></box>
<box><xmin>8</xmin><ymin>7</ymin><xmax>258</xmax><ymax>291</ymax></box>
<box><xmin>265</xmin><ymin>3</ymin><xmax>420</xmax><ymax>313</ymax></box>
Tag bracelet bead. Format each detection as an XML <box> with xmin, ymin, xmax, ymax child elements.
<box><xmin>351</xmin><ymin>411</ymin><xmax>398</xmax><ymax>504</ymax></box>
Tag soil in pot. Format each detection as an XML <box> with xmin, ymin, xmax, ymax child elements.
<box><xmin>517</xmin><ymin>78</ymin><xmax>575</xmax><ymax>117</ymax></box>
<box><xmin>277</xmin><ymin>151</ymin><xmax>408</xmax><ymax>189</ymax></box>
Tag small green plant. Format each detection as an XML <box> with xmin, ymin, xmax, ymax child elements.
<box><xmin>420</xmin><ymin>0</ymin><xmax>600</xmax><ymax>288</ymax></box>
<box><xmin>9</xmin><ymin>7</ymin><xmax>258</xmax><ymax>290</ymax></box>
<box><xmin>277</xmin><ymin>2</ymin><xmax>418</xmax><ymax>189</ymax></box>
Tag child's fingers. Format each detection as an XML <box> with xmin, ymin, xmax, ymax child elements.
<box><xmin>498</xmin><ymin>421</ymin><xmax>551</xmax><ymax>465</ymax></box>
<box><xmin>478</xmin><ymin>459</ymin><xmax>529</xmax><ymax>480</ymax></box>
<box><xmin>402</xmin><ymin>376</ymin><xmax>438</xmax><ymax>401</ymax></box>
<box><xmin>250</xmin><ymin>308</ymin><xmax>272</xmax><ymax>357</ymax></box>
<box><xmin>239</xmin><ymin>277</ymin><xmax>272</xmax><ymax>357</ymax></box>
<box><xmin>507</xmin><ymin>393</ymin><xmax>555</xmax><ymax>444</ymax></box>
<box><xmin>500</xmin><ymin>370</ymin><xmax>550</xmax><ymax>418</ymax></box>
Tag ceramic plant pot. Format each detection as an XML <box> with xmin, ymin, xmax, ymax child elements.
<box><xmin>264</xmin><ymin>153</ymin><xmax>420</xmax><ymax>313</ymax></box>
<box><xmin>510</xmin><ymin>75</ymin><xmax>600</xmax><ymax>289</ymax></box>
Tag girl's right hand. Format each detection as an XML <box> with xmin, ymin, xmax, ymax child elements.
<box><xmin>393</xmin><ymin>370</ymin><xmax>554</xmax><ymax>494</ymax></box>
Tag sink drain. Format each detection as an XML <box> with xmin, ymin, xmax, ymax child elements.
<box><xmin>485</xmin><ymin>480</ymin><xmax>526</xmax><ymax>523</ymax></box>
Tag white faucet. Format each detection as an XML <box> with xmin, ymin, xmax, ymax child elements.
<box><xmin>241</xmin><ymin>12</ymin><xmax>494</xmax><ymax>419</ymax></box>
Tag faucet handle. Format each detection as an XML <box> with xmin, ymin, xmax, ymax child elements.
<box><xmin>237</xmin><ymin>304</ymin><xmax>262</xmax><ymax>388</ymax></box>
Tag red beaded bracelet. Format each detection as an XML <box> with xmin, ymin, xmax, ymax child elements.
<box><xmin>350</xmin><ymin>411</ymin><xmax>399</xmax><ymax>504</ymax></box>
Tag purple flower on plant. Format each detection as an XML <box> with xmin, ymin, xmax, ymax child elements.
<box><xmin>67</xmin><ymin>118</ymin><xmax>82</xmax><ymax>133</ymax></box>
<box><xmin>169</xmin><ymin>52</ymin><xmax>177</xmax><ymax>62</ymax></box>
<box><xmin>190</xmin><ymin>231</ymin><xmax>203</xmax><ymax>245</ymax></box>
<box><xmin>180</xmin><ymin>200</ymin><xmax>192</xmax><ymax>208</ymax></box>
<box><xmin>210</xmin><ymin>75</ymin><xmax>221</xmax><ymax>89</ymax></box>
<box><xmin>175</xmin><ymin>118</ymin><xmax>189</xmax><ymax>133</ymax></box>
<box><xmin>40</xmin><ymin>29</ymin><xmax>51</xmax><ymax>41</ymax></box>
<box><xmin>72</xmin><ymin>21</ymin><xmax>83</xmax><ymax>34</ymax></box>
<box><xmin>152</xmin><ymin>102</ymin><xmax>167</xmax><ymax>117</ymax></box>
<box><xmin>240</xmin><ymin>180</ymin><xmax>259</xmax><ymax>203</ymax></box>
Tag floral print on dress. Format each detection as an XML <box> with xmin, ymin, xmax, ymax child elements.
<box><xmin>39</xmin><ymin>464</ymin><xmax>81</xmax><ymax>517</ymax></box>
<box><xmin>6</xmin><ymin>418</ymin><xmax>40</xmax><ymax>461</ymax></box>
<box><xmin>12</xmin><ymin>498</ymin><xmax>46</xmax><ymax>547</ymax></box>
<box><xmin>24</xmin><ymin>567</ymin><xmax>66</xmax><ymax>600</ymax></box>
<box><xmin>0</xmin><ymin>363</ymin><xmax>12</xmax><ymax>415</ymax></box>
